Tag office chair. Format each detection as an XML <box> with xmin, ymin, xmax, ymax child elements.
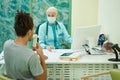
<box><xmin>0</xmin><ymin>74</ymin><xmax>13</xmax><ymax>80</ymax></box>
<box><xmin>81</xmin><ymin>69</ymin><xmax>120</xmax><ymax>80</ymax></box>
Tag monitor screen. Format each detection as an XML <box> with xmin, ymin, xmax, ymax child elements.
<box><xmin>71</xmin><ymin>25</ymin><xmax>101</xmax><ymax>50</ymax></box>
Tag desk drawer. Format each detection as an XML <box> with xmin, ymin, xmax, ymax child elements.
<box><xmin>46</xmin><ymin>64</ymin><xmax>114</xmax><ymax>80</ymax></box>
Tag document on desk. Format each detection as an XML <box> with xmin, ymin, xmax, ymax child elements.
<box><xmin>59</xmin><ymin>50</ymin><xmax>86</xmax><ymax>61</ymax></box>
<box><xmin>90</xmin><ymin>47</ymin><xmax>106</xmax><ymax>55</ymax></box>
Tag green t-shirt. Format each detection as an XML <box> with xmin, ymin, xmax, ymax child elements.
<box><xmin>4</xmin><ymin>40</ymin><xmax>43</xmax><ymax>80</ymax></box>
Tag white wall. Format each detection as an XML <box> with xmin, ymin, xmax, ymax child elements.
<box><xmin>72</xmin><ymin>0</ymin><xmax>98</xmax><ymax>36</ymax></box>
<box><xmin>98</xmin><ymin>0</ymin><xmax>120</xmax><ymax>44</ymax></box>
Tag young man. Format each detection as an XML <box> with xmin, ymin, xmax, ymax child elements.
<box><xmin>4</xmin><ymin>11</ymin><xmax>47</xmax><ymax>80</ymax></box>
<box><xmin>38</xmin><ymin>7</ymin><xmax>72</xmax><ymax>51</ymax></box>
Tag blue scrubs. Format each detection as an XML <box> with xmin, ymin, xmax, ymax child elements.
<box><xmin>38</xmin><ymin>21</ymin><xmax>72</xmax><ymax>49</ymax></box>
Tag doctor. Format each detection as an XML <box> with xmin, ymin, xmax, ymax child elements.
<box><xmin>38</xmin><ymin>6</ymin><xmax>72</xmax><ymax>51</ymax></box>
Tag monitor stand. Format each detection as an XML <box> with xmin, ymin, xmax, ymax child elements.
<box><xmin>108</xmin><ymin>58</ymin><xmax>120</xmax><ymax>62</ymax></box>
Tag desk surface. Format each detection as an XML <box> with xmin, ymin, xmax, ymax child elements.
<box><xmin>0</xmin><ymin>49</ymin><xmax>120</xmax><ymax>64</ymax></box>
<box><xmin>43</xmin><ymin>49</ymin><xmax>120</xmax><ymax>64</ymax></box>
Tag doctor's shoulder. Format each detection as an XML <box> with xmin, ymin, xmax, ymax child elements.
<box><xmin>56</xmin><ymin>21</ymin><xmax>66</xmax><ymax>29</ymax></box>
<box><xmin>38</xmin><ymin>22</ymin><xmax>48</xmax><ymax>31</ymax></box>
<box><xmin>39</xmin><ymin>22</ymin><xmax>47</xmax><ymax>27</ymax></box>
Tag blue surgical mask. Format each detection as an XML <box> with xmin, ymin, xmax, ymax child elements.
<box><xmin>47</xmin><ymin>17</ymin><xmax>56</xmax><ymax>23</ymax></box>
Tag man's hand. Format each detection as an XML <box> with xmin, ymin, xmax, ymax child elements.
<box><xmin>33</xmin><ymin>43</ymin><xmax>48</xmax><ymax>60</ymax></box>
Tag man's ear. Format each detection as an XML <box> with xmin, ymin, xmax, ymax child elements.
<box><xmin>56</xmin><ymin>14</ymin><xmax>58</xmax><ymax>18</ymax></box>
<box><xmin>27</xmin><ymin>29</ymin><xmax>33</xmax><ymax>41</ymax></box>
<box><xmin>27</xmin><ymin>29</ymin><xmax>32</xmax><ymax>36</ymax></box>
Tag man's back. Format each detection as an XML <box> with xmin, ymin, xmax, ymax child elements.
<box><xmin>4</xmin><ymin>40</ymin><xmax>43</xmax><ymax>80</ymax></box>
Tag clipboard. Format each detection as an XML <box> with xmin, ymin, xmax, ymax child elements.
<box><xmin>59</xmin><ymin>51</ymin><xmax>82</xmax><ymax>61</ymax></box>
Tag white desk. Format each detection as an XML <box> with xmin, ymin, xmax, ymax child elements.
<box><xmin>43</xmin><ymin>49</ymin><xmax>120</xmax><ymax>80</ymax></box>
<box><xmin>1</xmin><ymin>49</ymin><xmax>120</xmax><ymax>80</ymax></box>
<box><xmin>44</xmin><ymin>49</ymin><xmax>118</xmax><ymax>64</ymax></box>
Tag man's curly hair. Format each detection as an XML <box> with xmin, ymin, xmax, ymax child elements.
<box><xmin>14</xmin><ymin>10</ymin><xmax>34</xmax><ymax>37</ymax></box>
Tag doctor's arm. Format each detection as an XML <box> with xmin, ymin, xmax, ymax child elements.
<box><xmin>38</xmin><ymin>26</ymin><xmax>47</xmax><ymax>49</ymax></box>
<box><xmin>38</xmin><ymin>26</ymin><xmax>54</xmax><ymax>51</ymax></box>
<box><xmin>62</xmin><ymin>24</ymin><xmax>72</xmax><ymax>43</ymax></box>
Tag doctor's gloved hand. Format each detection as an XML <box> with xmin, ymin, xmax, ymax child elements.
<box><xmin>46</xmin><ymin>46</ymin><xmax>55</xmax><ymax>52</ymax></box>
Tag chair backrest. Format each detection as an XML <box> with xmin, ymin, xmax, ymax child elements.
<box><xmin>35</xmin><ymin>21</ymin><xmax>47</xmax><ymax>42</ymax></box>
<box><xmin>35</xmin><ymin>21</ymin><xmax>46</xmax><ymax>35</ymax></box>
<box><xmin>110</xmin><ymin>69</ymin><xmax>120</xmax><ymax>80</ymax></box>
<box><xmin>35</xmin><ymin>24</ymin><xmax>40</xmax><ymax>35</ymax></box>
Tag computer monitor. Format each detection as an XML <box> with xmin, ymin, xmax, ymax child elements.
<box><xmin>71</xmin><ymin>25</ymin><xmax>101</xmax><ymax>50</ymax></box>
